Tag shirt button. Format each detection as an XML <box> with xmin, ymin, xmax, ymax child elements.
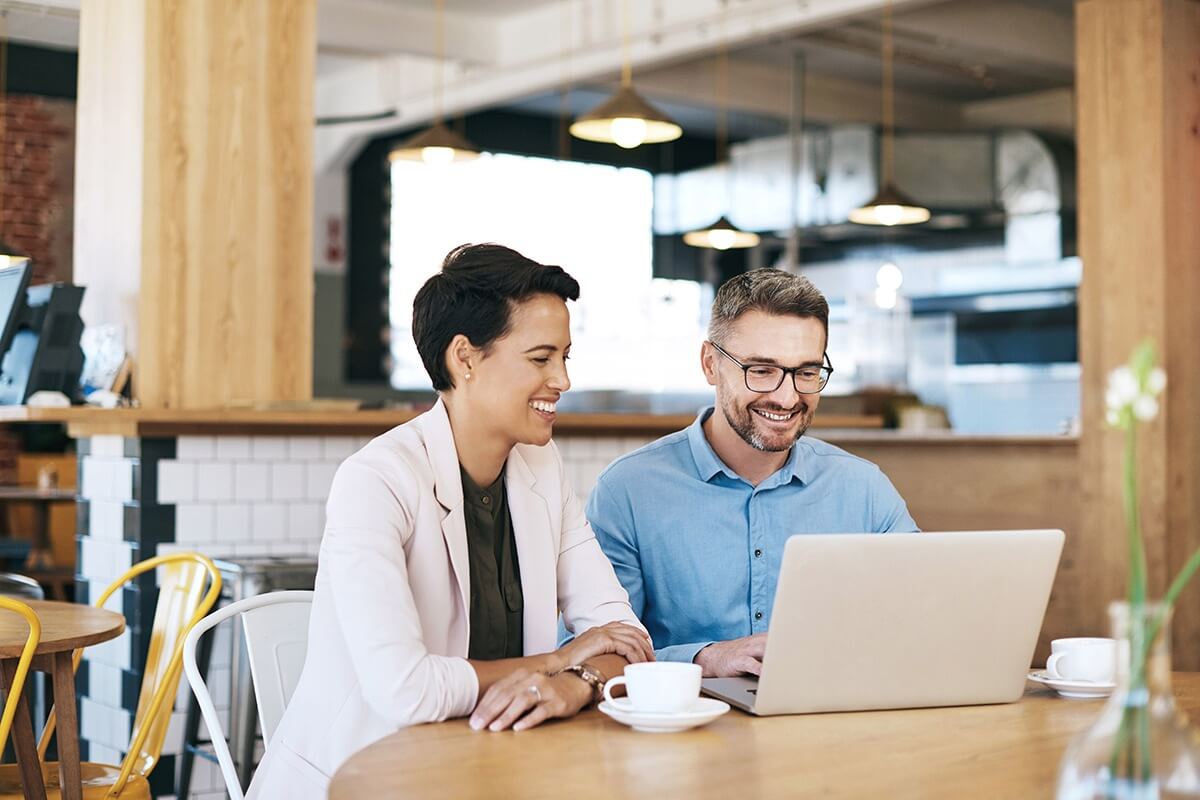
<box><xmin>481</xmin><ymin>495</ymin><xmax>491</xmax><ymax>505</ymax></box>
<box><xmin>755</xmin><ymin>610</ymin><xmax>763</xmax><ymax>620</ymax></box>
<box><xmin>754</xmin><ymin>549</ymin><xmax>762</xmax><ymax>558</ymax></box>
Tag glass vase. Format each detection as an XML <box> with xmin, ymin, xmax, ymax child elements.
<box><xmin>1057</xmin><ymin>602</ymin><xmax>1200</xmax><ymax>799</ymax></box>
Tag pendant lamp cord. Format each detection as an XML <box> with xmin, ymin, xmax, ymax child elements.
<box><xmin>881</xmin><ymin>0</ymin><xmax>895</xmax><ymax>186</ymax></box>
<box><xmin>433</xmin><ymin>0</ymin><xmax>445</xmax><ymax>125</ymax></box>
<box><xmin>621</xmin><ymin>0</ymin><xmax>632</xmax><ymax>88</ymax></box>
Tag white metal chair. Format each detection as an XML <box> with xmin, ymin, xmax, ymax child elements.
<box><xmin>182</xmin><ymin>590</ymin><xmax>313</xmax><ymax>800</ymax></box>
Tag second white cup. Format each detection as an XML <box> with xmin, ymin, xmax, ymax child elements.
<box><xmin>603</xmin><ymin>662</ymin><xmax>702</xmax><ymax>713</ymax></box>
<box><xmin>1046</xmin><ymin>637</ymin><xmax>1117</xmax><ymax>683</ymax></box>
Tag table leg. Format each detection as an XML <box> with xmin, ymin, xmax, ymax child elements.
<box><xmin>0</xmin><ymin>658</ymin><xmax>47</xmax><ymax>800</ymax></box>
<box><xmin>50</xmin><ymin>652</ymin><xmax>81</xmax><ymax>800</ymax></box>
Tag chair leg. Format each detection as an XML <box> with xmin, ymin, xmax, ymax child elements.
<box><xmin>178</xmin><ymin>624</ymin><xmax>215</xmax><ymax>798</ymax></box>
<box><xmin>0</xmin><ymin>658</ymin><xmax>47</xmax><ymax>800</ymax></box>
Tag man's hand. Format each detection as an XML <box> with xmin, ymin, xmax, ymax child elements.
<box><xmin>693</xmin><ymin>634</ymin><xmax>767</xmax><ymax>677</ymax></box>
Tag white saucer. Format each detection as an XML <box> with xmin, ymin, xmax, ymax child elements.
<box><xmin>1028</xmin><ymin>670</ymin><xmax>1116</xmax><ymax>699</ymax></box>
<box><xmin>597</xmin><ymin>697</ymin><xmax>731</xmax><ymax>733</ymax></box>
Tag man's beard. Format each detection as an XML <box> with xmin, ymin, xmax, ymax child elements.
<box><xmin>720</xmin><ymin>395</ymin><xmax>812</xmax><ymax>452</ymax></box>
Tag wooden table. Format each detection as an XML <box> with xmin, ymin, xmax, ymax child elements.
<box><xmin>0</xmin><ymin>600</ymin><xmax>125</xmax><ymax>800</ymax></box>
<box><xmin>329</xmin><ymin>674</ymin><xmax>1200</xmax><ymax>799</ymax></box>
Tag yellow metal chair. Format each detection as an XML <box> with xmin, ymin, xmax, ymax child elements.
<box><xmin>0</xmin><ymin>597</ymin><xmax>41</xmax><ymax>751</ymax></box>
<box><xmin>0</xmin><ymin>553</ymin><xmax>221</xmax><ymax>799</ymax></box>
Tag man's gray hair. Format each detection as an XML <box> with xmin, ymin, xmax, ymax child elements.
<box><xmin>707</xmin><ymin>268</ymin><xmax>829</xmax><ymax>345</ymax></box>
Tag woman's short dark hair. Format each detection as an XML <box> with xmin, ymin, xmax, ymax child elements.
<box><xmin>412</xmin><ymin>243</ymin><xmax>581</xmax><ymax>391</ymax></box>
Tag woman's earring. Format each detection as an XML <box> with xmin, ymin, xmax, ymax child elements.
<box><xmin>464</xmin><ymin>372</ymin><xmax>471</xmax><ymax>380</ymax></box>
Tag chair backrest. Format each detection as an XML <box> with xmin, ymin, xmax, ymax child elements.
<box><xmin>241</xmin><ymin>594</ymin><xmax>313</xmax><ymax>743</ymax></box>
<box><xmin>183</xmin><ymin>590</ymin><xmax>314</xmax><ymax>800</ymax></box>
<box><xmin>37</xmin><ymin>552</ymin><xmax>221</xmax><ymax>798</ymax></box>
<box><xmin>0</xmin><ymin>573</ymin><xmax>44</xmax><ymax>600</ymax></box>
<box><xmin>0</xmin><ymin>597</ymin><xmax>40</xmax><ymax>751</ymax></box>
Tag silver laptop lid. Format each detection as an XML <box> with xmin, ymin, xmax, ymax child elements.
<box><xmin>752</xmin><ymin>530</ymin><xmax>1064</xmax><ymax>715</ymax></box>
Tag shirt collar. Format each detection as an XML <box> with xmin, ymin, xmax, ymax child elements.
<box><xmin>686</xmin><ymin>406</ymin><xmax>810</xmax><ymax>487</ymax></box>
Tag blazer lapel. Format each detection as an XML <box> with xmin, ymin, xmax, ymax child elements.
<box><xmin>506</xmin><ymin>449</ymin><xmax>558</xmax><ymax>655</ymax></box>
<box><xmin>415</xmin><ymin>400</ymin><xmax>470</xmax><ymax>624</ymax></box>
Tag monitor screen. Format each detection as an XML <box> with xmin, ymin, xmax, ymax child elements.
<box><xmin>0</xmin><ymin>262</ymin><xmax>31</xmax><ymax>361</ymax></box>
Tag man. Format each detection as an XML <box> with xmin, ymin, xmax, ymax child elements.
<box><xmin>588</xmin><ymin>268</ymin><xmax>918</xmax><ymax>678</ymax></box>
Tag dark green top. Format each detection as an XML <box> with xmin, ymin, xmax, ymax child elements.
<box><xmin>461</xmin><ymin>465</ymin><xmax>524</xmax><ymax>661</ymax></box>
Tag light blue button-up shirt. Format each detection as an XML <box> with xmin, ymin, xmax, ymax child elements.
<box><xmin>586</xmin><ymin>408</ymin><xmax>919</xmax><ymax>663</ymax></box>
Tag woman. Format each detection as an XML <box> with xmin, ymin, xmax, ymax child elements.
<box><xmin>248</xmin><ymin>244</ymin><xmax>653</xmax><ymax>799</ymax></box>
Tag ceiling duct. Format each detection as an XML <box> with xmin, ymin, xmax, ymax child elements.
<box><xmin>654</xmin><ymin>126</ymin><xmax>1073</xmax><ymax>248</ymax></box>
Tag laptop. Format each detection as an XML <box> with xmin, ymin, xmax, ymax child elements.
<box><xmin>701</xmin><ymin>529</ymin><xmax>1064</xmax><ymax>715</ymax></box>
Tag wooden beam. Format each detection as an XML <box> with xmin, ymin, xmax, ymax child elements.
<box><xmin>76</xmin><ymin>0</ymin><xmax>316</xmax><ymax>409</ymax></box>
<box><xmin>1076</xmin><ymin>0</ymin><xmax>1200</xmax><ymax>667</ymax></box>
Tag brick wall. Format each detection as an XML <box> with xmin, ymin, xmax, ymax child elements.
<box><xmin>0</xmin><ymin>94</ymin><xmax>75</xmax><ymax>283</ymax></box>
<box><xmin>0</xmin><ymin>94</ymin><xmax>76</xmax><ymax>483</ymax></box>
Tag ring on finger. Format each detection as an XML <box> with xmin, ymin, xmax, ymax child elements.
<box><xmin>527</xmin><ymin>684</ymin><xmax>542</xmax><ymax>703</ymax></box>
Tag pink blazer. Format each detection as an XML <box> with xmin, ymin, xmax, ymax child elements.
<box><xmin>247</xmin><ymin>400</ymin><xmax>645</xmax><ymax>800</ymax></box>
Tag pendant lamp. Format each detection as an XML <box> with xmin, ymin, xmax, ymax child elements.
<box><xmin>390</xmin><ymin>0</ymin><xmax>479</xmax><ymax>163</ymax></box>
<box><xmin>684</xmin><ymin>18</ymin><xmax>758</xmax><ymax>250</ymax></box>
<box><xmin>849</xmin><ymin>1</ymin><xmax>929</xmax><ymax>226</ymax></box>
<box><xmin>569</xmin><ymin>0</ymin><xmax>681</xmax><ymax>149</ymax></box>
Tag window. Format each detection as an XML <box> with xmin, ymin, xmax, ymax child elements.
<box><xmin>388</xmin><ymin>152</ymin><xmax>711</xmax><ymax>393</ymax></box>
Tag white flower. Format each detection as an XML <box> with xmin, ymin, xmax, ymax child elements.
<box><xmin>1133</xmin><ymin>395</ymin><xmax>1159</xmax><ymax>421</ymax></box>
<box><xmin>1147</xmin><ymin>367</ymin><xmax>1167</xmax><ymax>395</ymax></box>
<box><xmin>1107</xmin><ymin>366</ymin><xmax>1139</xmax><ymax>410</ymax></box>
<box><xmin>1106</xmin><ymin>408</ymin><xmax>1122</xmax><ymax>427</ymax></box>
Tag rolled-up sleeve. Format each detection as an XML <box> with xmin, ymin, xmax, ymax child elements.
<box><xmin>322</xmin><ymin>460</ymin><xmax>479</xmax><ymax>725</ymax></box>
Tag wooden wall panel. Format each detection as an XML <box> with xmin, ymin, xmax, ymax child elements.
<box><xmin>839</xmin><ymin>439</ymin><xmax>1080</xmax><ymax>664</ymax></box>
<box><xmin>76</xmin><ymin>0</ymin><xmax>315</xmax><ymax>409</ymax></box>
<box><xmin>139</xmin><ymin>0</ymin><xmax>316</xmax><ymax>409</ymax></box>
<box><xmin>73</xmin><ymin>0</ymin><xmax>146</xmax><ymax>358</ymax></box>
<box><xmin>1076</xmin><ymin>0</ymin><xmax>1200</xmax><ymax>667</ymax></box>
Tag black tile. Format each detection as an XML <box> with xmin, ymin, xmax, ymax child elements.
<box><xmin>75</xmin><ymin>500</ymin><xmax>89</xmax><ymax>538</ymax></box>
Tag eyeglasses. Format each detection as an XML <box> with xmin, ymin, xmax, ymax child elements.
<box><xmin>708</xmin><ymin>341</ymin><xmax>834</xmax><ymax>394</ymax></box>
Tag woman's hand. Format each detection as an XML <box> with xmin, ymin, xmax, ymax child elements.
<box><xmin>469</xmin><ymin>669</ymin><xmax>591</xmax><ymax>732</ymax></box>
<box><xmin>553</xmin><ymin>622</ymin><xmax>654</xmax><ymax>671</ymax></box>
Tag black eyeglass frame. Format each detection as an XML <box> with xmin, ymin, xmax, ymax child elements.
<box><xmin>708</xmin><ymin>340</ymin><xmax>835</xmax><ymax>395</ymax></box>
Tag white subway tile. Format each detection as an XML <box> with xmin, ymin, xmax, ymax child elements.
<box><xmin>88</xmin><ymin>661</ymin><xmax>123</xmax><ymax>707</ymax></box>
<box><xmin>176</xmin><ymin>503</ymin><xmax>215</xmax><ymax>546</ymax></box>
<box><xmin>252</xmin><ymin>504</ymin><xmax>288</xmax><ymax>541</ymax></box>
<box><xmin>80</xmin><ymin>457</ymin><xmax>113</xmax><ymax>501</ymax></box>
<box><xmin>251</xmin><ymin>436</ymin><xmax>288</xmax><ymax>461</ymax></box>
<box><xmin>270</xmin><ymin>463</ymin><xmax>306</xmax><ymax>501</ymax></box>
<box><xmin>157</xmin><ymin>461</ymin><xmax>196</xmax><ymax>504</ymax></box>
<box><xmin>85</xmin><ymin>628</ymin><xmax>132</xmax><ymax>671</ymax></box>
<box><xmin>207</xmin><ymin>666</ymin><xmax>232</xmax><ymax>707</ymax></box>
<box><xmin>305</xmin><ymin>462</ymin><xmax>338</xmax><ymax>502</ymax></box>
<box><xmin>195</xmin><ymin>463</ymin><xmax>234</xmax><ymax>502</ymax></box>
<box><xmin>216</xmin><ymin>436</ymin><xmax>252</xmax><ymax>461</ymax></box>
<box><xmin>177</xmin><ymin>436</ymin><xmax>216</xmax><ymax>461</ymax></box>
<box><xmin>287</xmin><ymin>437</ymin><xmax>323</xmax><ymax>460</ymax></box>
<box><xmin>88</xmin><ymin>500</ymin><xmax>126</xmax><ymax>541</ymax></box>
<box><xmin>163</xmin><ymin>710</ymin><xmax>187</xmax><ymax>754</ymax></box>
<box><xmin>322</xmin><ymin>436</ymin><xmax>358</xmax><ymax>461</ymax></box>
<box><xmin>233</xmin><ymin>463</ymin><xmax>271</xmax><ymax>502</ymax></box>
<box><xmin>89</xmin><ymin>435</ymin><xmax>127</xmax><ymax>459</ymax></box>
<box><xmin>287</xmin><ymin>503</ymin><xmax>323</xmax><ymax>541</ymax></box>
<box><xmin>215</xmin><ymin>504</ymin><xmax>251</xmax><ymax>542</ymax></box>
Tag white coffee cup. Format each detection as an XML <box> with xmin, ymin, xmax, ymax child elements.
<box><xmin>602</xmin><ymin>662</ymin><xmax>702</xmax><ymax>714</ymax></box>
<box><xmin>1046</xmin><ymin>637</ymin><xmax>1117</xmax><ymax>683</ymax></box>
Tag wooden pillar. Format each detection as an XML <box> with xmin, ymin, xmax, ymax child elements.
<box><xmin>73</xmin><ymin>0</ymin><xmax>316</xmax><ymax>409</ymax></box>
<box><xmin>1076</xmin><ymin>0</ymin><xmax>1200</xmax><ymax>667</ymax></box>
